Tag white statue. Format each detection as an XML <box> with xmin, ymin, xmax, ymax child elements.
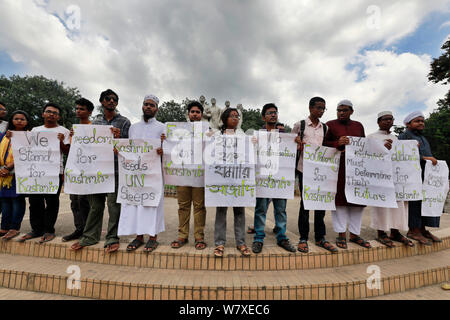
<box><xmin>236</xmin><ymin>103</ymin><xmax>244</xmax><ymax>130</ymax></box>
<box><xmin>204</xmin><ymin>97</ymin><xmax>222</xmax><ymax>130</ymax></box>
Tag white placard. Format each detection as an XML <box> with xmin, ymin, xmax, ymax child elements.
<box><xmin>162</xmin><ymin>122</ymin><xmax>208</xmax><ymax>187</ymax></box>
<box><xmin>391</xmin><ymin>140</ymin><xmax>423</xmax><ymax>201</ymax></box>
<box><xmin>302</xmin><ymin>144</ymin><xmax>341</xmax><ymax>210</ymax></box>
<box><xmin>115</xmin><ymin>139</ymin><xmax>162</xmax><ymax>206</ymax></box>
<box><xmin>421</xmin><ymin>160</ymin><xmax>449</xmax><ymax>217</ymax></box>
<box><xmin>204</xmin><ymin>133</ymin><xmax>256</xmax><ymax>207</ymax></box>
<box><xmin>345</xmin><ymin>136</ymin><xmax>397</xmax><ymax>208</ymax></box>
<box><xmin>11</xmin><ymin>131</ymin><xmax>60</xmax><ymax>194</ymax></box>
<box><xmin>255</xmin><ymin>131</ymin><xmax>297</xmax><ymax>199</ymax></box>
<box><xmin>64</xmin><ymin>125</ymin><xmax>115</xmax><ymax>194</ymax></box>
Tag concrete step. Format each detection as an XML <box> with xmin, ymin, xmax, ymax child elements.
<box><xmin>0</xmin><ymin>287</ymin><xmax>89</xmax><ymax>300</ymax></box>
<box><xmin>1</xmin><ymin>228</ymin><xmax>449</xmax><ymax>271</ymax></box>
<box><xmin>0</xmin><ymin>249</ymin><xmax>448</xmax><ymax>300</ymax></box>
<box><xmin>365</xmin><ymin>283</ymin><xmax>450</xmax><ymax>300</ymax></box>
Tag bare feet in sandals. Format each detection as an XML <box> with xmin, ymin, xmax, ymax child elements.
<box><xmin>105</xmin><ymin>242</ymin><xmax>120</xmax><ymax>253</ymax></box>
<box><xmin>71</xmin><ymin>242</ymin><xmax>85</xmax><ymax>251</ymax></box>
<box><xmin>170</xmin><ymin>238</ymin><xmax>188</xmax><ymax>249</ymax></box>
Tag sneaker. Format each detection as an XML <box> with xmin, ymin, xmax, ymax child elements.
<box><xmin>62</xmin><ymin>230</ymin><xmax>83</xmax><ymax>242</ymax></box>
<box><xmin>277</xmin><ymin>239</ymin><xmax>296</xmax><ymax>253</ymax></box>
<box><xmin>252</xmin><ymin>241</ymin><xmax>263</xmax><ymax>254</ymax></box>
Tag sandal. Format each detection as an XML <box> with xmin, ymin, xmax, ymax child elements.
<box><xmin>236</xmin><ymin>244</ymin><xmax>251</xmax><ymax>256</ymax></box>
<box><xmin>247</xmin><ymin>226</ymin><xmax>255</xmax><ymax>234</ymax></box>
<box><xmin>214</xmin><ymin>245</ymin><xmax>224</xmax><ymax>257</ymax></box>
<box><xmin>126</xmin><ymin>238</ymin><xmax>144</xmax><ymax>252</ymax></box>
<box><xmin>297</xmin><ymin>240</ymin><xmax>309</xmax><ymax>253</ymax></box>
<box><xmin>407</xmin><ymin>232</ymin><xmax>432</xmax><ymax>246</ymax></box>
<box><xmin>2</xmin><ymin>230</ymin><xmax>20</xmax><ymax>241</ymax></box>
<box><xmin>71</xmin><ymin>242</ymin><xmax>85</xmax><ymax>251</ymax></box>
<box><xmin>170</xmin><ymin>238</ymin><xmax>188</xmax><ymax>249</ymax></box>
<box><xmin>336</xmin><ymin>236</ymin><xmax>347</xmax><ymax>249</ymax></box>
<box><xmin>0</xmin><ymin>230</ymin><xmax>8</xmax><ymax>237</ymax></box>
<box><xmin>144</xmin><ymin>239</ymin><xmax>159</xmax><ymax>253</ymax></box>
<box><xmin>376</xmin><ymin>234</ymin><xmax>395</xmax><ymax>248</ymax></box>
<box><xmin>18</xmin><ymin>231</ymin><xmax>42</xmax><ymax>242</ymax></box>
<box><xmin>105</xmin><ymin>242</ymin><xmax>120</xmax><ymax>253</ymax></box>
<box><xmin>389</xmin><ymin>233</ymin><xmax>415</xmax><ymax>247</ymax></box>
<box><xmin>422</xmin><ymin>230</ymin><xmax>442</xmax><ymax>243</ymax></box>
<box><xmin>349</xmin><ymin>236</ymin><xmax>372</xmax><ymax>249</ymax></box>
<box><xmin>195</xmin><ymin>239</ymin><xmax>207</xmax><ymax>250</ymax></box>
<box><xmin>39</xmin><ymin>233</ymin><xmax>55</xmax><ymax>243</ymax></box>
<box><xmin>316</xmin><ymin>239</ymin><xmax>338</xmax><ymax>253</ymax></box>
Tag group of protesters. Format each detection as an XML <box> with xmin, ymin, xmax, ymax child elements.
<box><xmin>0</xmin><ymin>90</ymin><xmax>443</xmax><ymax>257</ymax></box>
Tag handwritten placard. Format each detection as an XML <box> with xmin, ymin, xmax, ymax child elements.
<box><xmin>204</xmin><ymin>133</ymin><xmax>256</xmax><ymax>207</ymax></box>
<box><xmin>11</xmin><ymin>131</ymin><xmax>60</xmax><ymax>194</ymax></box>
<box><xmin>64</xmin><ymin>125</ymin><xmax>115</xmax><ymax>194</ymax></box>
<box><xmin>302</xmin><ymin>144</ymin><xmax>341</xmax><ymax>210</ymax></box>
<box><xmin>115</xmin><ymin>138</ymin><xmax>162</xmax><ymax>206</ymax></box>
<box><xmin>345</xmin><ymin>136</ymin><xmax>397</xmax><ymax>208</ymax></box>
<box><xmin>162</xmin><ymin>122</ymin><xmax>208</xmax><ymax>187</ymax></box>
<box><xmin>421</xmin><ymin>160</ymin><xmax>449</xmax><ymax>217</ymax></box>
<box><xmin>391</xmin><ymin>140</ymin><xmax>423</xmax><ymax>201</ymax></box>
<box><xmin>255</xmin><ymin>131</ymin><xmax>297</xmax><ymax>199</ymax></box>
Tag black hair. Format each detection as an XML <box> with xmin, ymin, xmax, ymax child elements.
<box><xmin>261</xmin><ymin>103</ymin><xmax>277</xmax><ymax>117</ymax></box>
<box><xmin>43</xmin><ymin>103</ymin><xmax>62</xmax><ymax>114</ymax></box>
<box><xmin>99</xmin><ymin>89</ymin><xmax>119</xmax><ymax>103</ymax></box>
<box><xmin>276</xmin><ymin>122</ymin><xmax>284</xmax><ymax>127</ymax></box>
<box><xmin>8</xmin><ymin>110</ymin><xmax>31</xmax><ymax>131</ymax></box>
<box><xmin>75</xmin><ymin>98</ymin><xmax>94</xmax><ymax>112</ymax></box>
<box><xmin>220</xmin><ymin>108</ymin><xmax>239</xmax><ymax>132</ymax></box>
<box><xmin>309</xmin><ymin>97</ymin><xmax>326</xmax><ymax>108</ymax></box>
<box><xmin>0</xmin><ymin>101</ymin><xmax>6</xmax><ymax>108</ymax></box>
<box><xmin>187</xmin><ymin>101</ymin><xmax>204</xmax><ymax>113</ymax></box>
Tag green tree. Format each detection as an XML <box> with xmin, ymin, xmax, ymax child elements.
<box><xmin>156</xmin><ymin>100</ymin><xmax>187</xmax><ymax>123</ymax></box>
<box><xmin>241</xmin><ymin>108</ymin><xmax>265</xmax><ymax>132</ymax></box>
<box><xmin>425</xmin><ymin>38</ymin><xmax>450</xmax><ymax>164</ymax></box>
<box><xmin>0</xmin><ymin>75</ymin><xmax>80</xmax><ymax>129</ymax></box>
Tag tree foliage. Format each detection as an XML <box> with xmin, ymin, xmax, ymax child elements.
<box><xmin>425</xmin><ymin>38</ymin><xmax>450</xmax><ymax>165</ymax></box>
<box><xmin>0</xmin><ymin>75</ymin><xmax>80</xmax><ymax>129</ymax></box>
<box><xmin>156</xmin><ymin>100</ymin><xmax>187</xmax><ymax>123</ymax></box>
<box><xmin>241</xmin><ymin>108</ymin><xmax>265</xmax><ymax>132</ymax></box>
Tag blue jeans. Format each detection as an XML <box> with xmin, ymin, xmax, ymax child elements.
<box><xmin>1</xmin><ymin>196</ymin><xmax>26</xmax><ymax>230</ymax></box>
<box><xmin>253</xmin><ymin>198</ymin><xmax>288</xmax><ymax>243</ymax></box>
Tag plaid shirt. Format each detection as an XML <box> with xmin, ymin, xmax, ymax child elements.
<box><xmin>92</xmin><ymin>113</ymin><xmax>131</xmax><ymax>138</ymax></box>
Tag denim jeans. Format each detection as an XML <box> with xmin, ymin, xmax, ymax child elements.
<box><xmin>1</xmin><ymin>196</ymin><xmax>26</xmax><ymax>230</ymax></box>
<box><xmin>253</xmin><ymin>198</ymin><xmax>288</xmax><ymax>243</ymax></box>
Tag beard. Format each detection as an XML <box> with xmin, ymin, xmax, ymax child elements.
<box><xmin>143</xmin><ymin>113</ymin><xmax>155</xmax><ymax>121</ymax></box>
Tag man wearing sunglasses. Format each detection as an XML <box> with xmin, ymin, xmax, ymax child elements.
<box><xmin>71</xmin><ymin>89</ymin><xmax>131</xmax><ymax>253</ymax></box>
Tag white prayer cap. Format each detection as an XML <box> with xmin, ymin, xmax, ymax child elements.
<box><xmin>377</xmin><ymin>111</ymin><xmax>392</xmax><ymax>118</ymax></box>
<box><xmin>337</xmin><ymin>99</ymin><xmax>353</xmax><ymax>108</ymax></box>
<box><xmin>143</xmin><ymin>94</ymin><xmax>159</xmax><ymax>105</ymax></box>
<box><xmin>403</xmin><ymin>111</ymin><xmax>424</xmax><ymax>125</ymax></box>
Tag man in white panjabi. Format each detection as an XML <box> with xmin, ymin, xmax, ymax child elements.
<box><xmin>367</xmin><ymin>111</ymin><xmax>414</xmax><ymax>248</ymax></box>
<box><xmin>118</xmin><ymin>94</ymin><xmax>166</xmax><ymax>253</ymax></box>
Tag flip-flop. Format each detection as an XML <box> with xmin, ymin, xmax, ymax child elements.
<box><xmin>18</xmin><ymin>232</ymin><xmax>42</xmax><ymax>242</ymax></box>
<box><xmin>71</xmin><ymin>242</ymin><xmax>85</xmax><ymax>251</ymax></box>
<box><xmin>2</xmin><ymin>230</ymin><xmax>20</xmax><ymax>241</ymax></box>
<box><xmin>39</xmin><ymin>233</ymin><xmax>55</xmax><ymax>243</ymax></box>
<box><xmin>105</xmin><ymin>242</ymin><xmax>120</xmax><ymax>253</ymax></box>
<box><xmin>126</xmin><ymin>238</ymin><xmax>144</xmax><ymax>252</ymax></box>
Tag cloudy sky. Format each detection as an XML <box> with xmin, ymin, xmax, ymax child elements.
<box><xmin>0</xmin><ymin>0</ymin><xmax>449</xmax><ymax>133</ymax></box>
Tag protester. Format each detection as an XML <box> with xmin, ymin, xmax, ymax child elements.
<box><xmin>368</xmin><ymin>111</ymin><xmax>414</xmax><ymax>247</ymax></box>
<box><xmin>0</xmin><ymin>102</ymin><xmax>8</xmax><ymax>134</ymax></box>
<box><xmin>170</xmin><ymin>101</ymin><xmax>207</xmax><ymax>250</ymax></box>
<box><xmin>0</xmin><ymin>110</ymin><xmax>31</xmax><ymax>240</ymax></box>
<box><xmin>118</xmin><ymin>94</ymin><xmax>165</xmax><ymax>253</ymax></box>
<box><xmin>398</xmin><ymin>111</ymin><xmax>441</xmax><ymax>245</ymax></box>
<box><xmin>214</xmin><ymin>108</ymin><xmax>251</xmax><ymax>257</ymax></box>
<box><xmin>17</xmin><ymin>103</ymin><xmax>70</xmax><ymax>243</ymax></box>
<box><xmin>251</xmin><ymin>103</ymin><xmax>296</xmax><ymax>254</ymax></box>
<box><xmin>293</xmin><ymin>97</ymin><xmax>338</xmax><ymax>253</ymax></box>
<box><xmin>324</xmin><ymin>99</ymin><xmax>371</xmax><ymax>249</ymax></box>
<box><xmin>62</xmin><ymin>98</ymin><xmax>94</xmax><ymax>242</ymax></box>
<box><xmin>71</xmin><ymin>89</ymin><xmax>130</xmax><ymax>253</ymax></box>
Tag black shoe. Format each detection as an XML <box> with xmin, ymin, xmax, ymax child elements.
<box><xmin>252</xmin><ymin>241</ymin><xmax>263</xmax><ymax>254</ymax></box>
<box><xmin>277</xmin><ymin>239</ymin><xmax>296</xmax><ymax>253</ymax></box>
<box><xmin>272</xmin><ymin>227</ymin><xmax>280</xmax><ymax>234</ymax></box>
<box><xmin>62</xmin><ymin>230</ymin><xmax>83</xmax><ymax>242</ymax></box>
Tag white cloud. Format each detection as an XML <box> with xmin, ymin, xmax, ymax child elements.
<box><xmin>0</xmin><ymin>0</ymin><xmax>448</xmax><ymax>132</ymax></box>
